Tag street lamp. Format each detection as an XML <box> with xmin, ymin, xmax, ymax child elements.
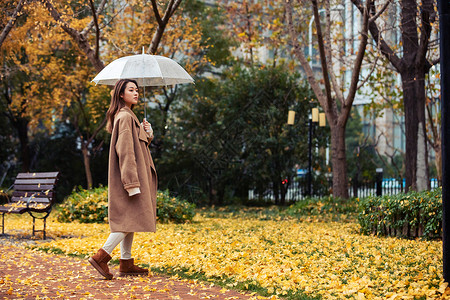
<box><xmin>287</xmin><ymin>108</ymin><xmax>326</xmax><ymax>196</ymax></box>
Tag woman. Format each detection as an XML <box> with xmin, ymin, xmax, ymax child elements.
<box><xmin>88</xmin><ymin>79</ymin><xmax>157</xmax><ymax>280</ymax></box>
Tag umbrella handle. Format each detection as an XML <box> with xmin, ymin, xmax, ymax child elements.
<box><xmin>144</xmin><ymin>85</ymin><xmax>147</xmax><ymax>119</ymax></box>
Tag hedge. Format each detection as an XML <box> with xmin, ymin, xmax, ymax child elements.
<box><xmin>358</xmin><ymin>187</ymin><xmax>442</xmax><ymax>239</ymax></box>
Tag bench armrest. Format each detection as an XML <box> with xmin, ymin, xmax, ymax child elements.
<box><xmin>25</xmin><ymin>193</ymin><xmax>51</xmax><ymax>212</ymax></box>
<box><xmin>3</xmin><ymin>183</ymin><xmax>14</xmax><ymax>204</ymax></box>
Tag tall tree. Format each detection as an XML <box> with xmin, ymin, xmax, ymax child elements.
<box><xmin>1</xmin><ymin>0</ymin><xmax>186</xmax><ymax>188</ymax></box>
<box><xmin>0</xmin><ymin>1</ymin><xmax>79</xmax><ymax>172</ymax></box>
<box><xmin>39</xmin><ymin>0</ymin><xmax>185</xmax><ymax>188</ymax></box>
<box><xmin>351</xmin><ymin>0</ymin><xmax>439</xmax><ymax>191</ymax></box>
<box><xmin>285</xmin><ymin>0</ymin><xmax>376</xmax><ymax>198</ymax></box>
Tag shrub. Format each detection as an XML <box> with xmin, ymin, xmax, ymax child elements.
<box><xmin>57</xmin><ymin>187</ymin><xmax>196</xmax><ymax>224</ymax></box>
<box><xmin>156</xmin><ymin>190</ymin><xmax>196</xmax><ymax>223</ymax></box>
<box><xmin>57</xmin><ymin>187</ymin><xmax>108</xmax><ymax>223</ymax></box>
<box><xmin>284</xmin><ymin>196</ymin><xmax>358</xmax><ymax>222</ymax></box>
<box><xmin>358</xmin><ymin>187</ymin><xmax>442</xmax><ymax>239</ymax></box>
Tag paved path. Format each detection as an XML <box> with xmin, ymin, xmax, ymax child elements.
<box><xmin>0</xmin><ymin>243</ymin><xmax>259</xmax><ymax>299</ymax></box>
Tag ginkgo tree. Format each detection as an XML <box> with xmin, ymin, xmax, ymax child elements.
<box><xmin>351</xmin><ymin>0</ymin><xmax>440</xmax><ymax>191</ymax></box>
<box><xmin>1</xmin><ymin>0</ymin><xmax>188</xmax><ymax>188</ymax></box>
<box><xmin>285</xmin><ymin>0</ymin><xmax>380</xmax><ymax>198</ymax></box>
<box><xmin>99</xmin><ymin>0</ymin><xmax>217</xmax><ymax>160</ymax></box>
<box><xmin>0</xmin><ymin>1</ymin><xmax>85</xmax><ymax>172</ymax></box>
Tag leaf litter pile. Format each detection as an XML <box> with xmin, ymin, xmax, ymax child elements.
<box><xmin>0</xmin><ymin>211</ymin><xmax>448</xmax><ymax>299</ymax></box>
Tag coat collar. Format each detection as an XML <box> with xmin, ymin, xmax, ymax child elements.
<box><xmin>118</xmin><ymin>106</ymin><xmax>140</xmax><ymax>125</ymax></box>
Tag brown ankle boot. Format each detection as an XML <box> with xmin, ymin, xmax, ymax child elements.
<box><xmin>88</xmin><ymin>248</ymin><xmax>113</xmax><ymax>280</ymax></box>
<box><xmin>119</xmin><ymin>258</ymin><xmax>148</xmax><ymax>276</ymax></box>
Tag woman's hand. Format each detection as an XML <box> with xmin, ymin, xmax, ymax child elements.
<box><xmin>142</xmin><ymin>118</ymin><xmax>154</xmax><ymax>138</ymax></box>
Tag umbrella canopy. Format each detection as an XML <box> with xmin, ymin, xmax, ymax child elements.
<box><xmin>92</xmin><ymin>54</ymin><xmax>194</xmax><ymax>87</ymax></box>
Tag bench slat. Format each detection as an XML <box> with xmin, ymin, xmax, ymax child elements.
<box><xmin>16</xmin><ymin>172</ymin><xmax>59</xmax><ymax>179</ymax></box>
<box><xmin>2</xmin><ymin>171</ymin><xmax>59</xmax><ymax>240</ymax></box>
<box><xmin>13</xmin><ymin>184</ymin><xmax>55</xmax><ymax>191</ymax></box>
<box><xmin>0</xmin><ymin>202</ymin><xmax>50</xmax><ymax>213</ymax></box>
<box><xmin>12</xmin><ymin>191</ymin><xmax>54</xmax><ymax>198</ymax></box>
<box><xmin>12</xmin><ymin>191</ymin><xmax>54</xmax><ymax>197</ymax></box>
<box><xmin>11</xmin><ymin>196</ymin><xmax>51</xmax><ymax>203</ymax></box>
<box><xmin>0</xmin><ymin>205</ymin><xmax>28</xmax><ymax>214</ymax></box>
<box><xmin>14</xmin><ymin>178</ymin><xmax>57</xmax><ymax>185</ymax></box>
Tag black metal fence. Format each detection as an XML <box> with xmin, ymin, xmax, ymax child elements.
<box><xmin>248</xmin><ymin>177</ymin><xmax>442</xmax><ymax>202</ymax></box>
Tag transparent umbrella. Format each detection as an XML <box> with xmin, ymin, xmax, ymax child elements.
<box><xmin>92</xmin><ymin>52</ymin><xmax>194</xmax><ymax>117</ymax></box>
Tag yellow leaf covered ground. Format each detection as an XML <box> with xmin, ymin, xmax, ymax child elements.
<box><xmin>1</xmin><ymin>212</ymin><xmax>445</xmax><ymax>299</ymax></box>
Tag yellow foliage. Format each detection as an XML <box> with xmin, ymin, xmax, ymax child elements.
<box><xmin>2</xmin><ymin>212</ymin><xmax>445</xmax><ymax>299</ymax></box>
<box><xmin>1</xmin><ymin>1</ymin><xmax>95</xmax><ymax>133</ymax></box>
<box><xmin>2</xmin><ymin>0</ymin><xmax>208</xmax><ymax>134</ymax></box>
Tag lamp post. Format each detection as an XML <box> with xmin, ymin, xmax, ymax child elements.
<box><xmin>440</xmin><ymin>0</ymin><xmax>450</xmax><ymax>282</ymax></box>
<box><xmin>288</xmin><ymin>108</ymin><xmax>326</xmax><ymax>196</ymax></box>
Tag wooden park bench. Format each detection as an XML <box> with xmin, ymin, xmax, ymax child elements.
<box><xmin>0</xmin><ymin>172</ymin><xmax>59</xmax><ymax>239</ymax></box>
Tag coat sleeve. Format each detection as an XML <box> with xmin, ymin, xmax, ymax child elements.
<box><xmin>115</xmin><ymin>116</ymin><xmax>140</xmax><ymax>191</ymax></box>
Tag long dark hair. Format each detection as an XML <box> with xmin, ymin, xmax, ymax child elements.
<box><xmin>106</xmin><ymin>79</ymin><xmax>138</xmax><ymax>133</ymax></box>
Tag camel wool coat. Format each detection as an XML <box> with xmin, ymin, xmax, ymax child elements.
<box><xmin>108</xmin><ymin>106</ymin><xmax>157</xmax><ymax>232</ymax></box>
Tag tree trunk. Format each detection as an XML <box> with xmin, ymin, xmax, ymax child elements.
<box><xmin>352</xmin><ymin>0</ymin><xmax>435</xmax><ymax>192</ymax></box>
<box><xmin>416</xmin><ymin>122</ymin><xmax>428</xmax><ymax>191</ymax></box>
<box><xmin>434</xmin><ymin>140</ymin><xmax>442</xmax><ymax>181</ymax></box>
<box><xmin>415</xmin><ymin>70</ymin><xmax>429</xmax><ymax>191</ymax></box>
<box><xmin>400</xmin><ymin>67</ymin><xmax>429</xmax><ymax>192</ymax></box>
<box><xmin>401</xmin><ymin>71</ymin><xmax>418</xmax><ymax>191</ymax></box>
<box><xmin>273</xmin><ymin>180</ymin><xmax>280</xmax><ymax>204</ymax></box>
<box><xmin>330</xmin><ymin>123</ymin><xmax>349</xmax><ymax>198</ymax></box>
<box><xmin>149</xmin><ymin>25</ymin><xmax>166</xmax><ymax>54</ymax></box>
<box><xmin>398</xmin><ymin>0</ymin><xmax>432</xmax><ymax>192</ymax></box>
<box><xmin>81</xmin><ymin>145</ymin><xmax>93</xmax><ymax>189</ymax></box>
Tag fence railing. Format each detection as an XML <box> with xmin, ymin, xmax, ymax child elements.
<box><xmin>248</xmin><ymin>178</ymin><xmax>442</xmax><ymax>202</ymax></box>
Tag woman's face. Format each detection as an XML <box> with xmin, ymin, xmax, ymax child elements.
<box><xmin>121</xmin><ymin>82</ymin><xmax>139</xmax><ymax>108</ymax></box>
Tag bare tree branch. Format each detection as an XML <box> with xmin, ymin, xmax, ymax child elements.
<box><xmin>81</xmin><ymin>0</ymin><xmax>107</xmax><ymax>36</ymax></box>
<box><xmin>344</xmin><ymin>0</ymin><xmax>371</xmax><ymax>114</ymax></box>
<box><xmin>0</xmin><ymin>0</ymin><xmax>25</xmax><ymax>49</ymax></box>
<box><xmin>88</xmin><ymin>0</ymin><xmax>100</xmax><ymax>60</ymax></box>
<box><xmin>323</xmin><ymin>0</ymin><xmax>346</xmax><ymax>106</ymax></box>
<box><xmin>150</xmin><ymin>0</ymin><xmax>163</xmax><ymax>25</ymax></box>
<box><xmin>311</xmin><ymin>0</ymin><xmax>333</xmax><ymax>108</ymax></box>
<box><xmin>40</xmin><ymin>0</ymin><xmax>105</xmax><ymax>72</ymax></box>
<box><xmin>416</xmin><ymin>0</ymin><xmax>434</xmax><ymax>70</ymax></box>
<box><xmin>149</xmin><ymin>0</ymin><xmax>183</xmax><ymax>54</ymax></box>
<box><xmin>369</xmin><ymin>0</ymin><xmax>393</xmax><ymax>23</ymax></box>
<box><xmin>351</xmin><ymin>0</ymin><xmax>403</xmax><ymax>71</ymax></box>
<box><xmin>285</xmin><ymin>0</ymin><xmax>327</xmax><ymax>111</ymax></box>
<box><xmin>356</xmin><ymin>53</ymin><xmax>380</xmax><ymax>90</ymax></box>
<box><xmin>324</xmin><ymin>0</ymin><xmax>333</xmax><ymax>72</ymax></box>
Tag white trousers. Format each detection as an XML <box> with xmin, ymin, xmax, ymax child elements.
<box><xmin>102</xmin><ymin>232</ymin><xmax>134</xmax><ymax>259</ymax></box>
